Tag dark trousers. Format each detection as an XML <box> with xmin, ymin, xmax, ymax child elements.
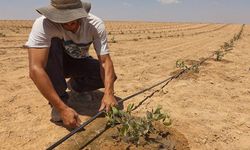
<box><xmin>45</xmin><ymin>38</ymin><xmax>104</xmax><ymax>101</ymax></box>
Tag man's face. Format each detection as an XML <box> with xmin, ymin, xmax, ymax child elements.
<box><xmin>61</xmin><ymin>19</ymin><xmax>81</xmax><ymax>33</ymax></box>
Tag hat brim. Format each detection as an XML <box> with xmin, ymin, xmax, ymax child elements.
<box><xmin>36</xmin><ymin>2</ymin><xmax>91</xmax><ymax>23</ymax></box>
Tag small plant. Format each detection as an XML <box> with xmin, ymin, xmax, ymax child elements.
<box><xmin>233</xmin><ymin>34</ymin><xmax>238</xmax><ymax>41</ymax></box>
<box><xmin>215</xmin><ymin>50</ymin><xmax>224</xmax><ymax>61</ymax></box>
<box><xmin>0</xmin><ymin>33</ymin><xmax>6</xmax><ymax>37</ymax></box>
<box><xmin>133</xmin><ymin>38</ymin><xmax>139</xmax><ymax>41</ymax></box>
<box><xmin>176</xmin><ymin>59</ymin><xmax>200</xmax><ymax>72</ymax></box>
<box><xmin>105</xmin><ymin>104</ymin><xmax>171</xmax><ymax>145</ymax></box>
<box><xmin>191</xmin><ymin>64</ymin><xmax>200</xmax><ymax>73</ymax></box>
<box><xmin>221</xmin><ymin>42</ymin><xmax>233</xmax><ymax>51</ymax></box>
<box><xmin>229</xmin><ymin>39</ymin><xmax>234</xmax><ymax>46</ymax></box>
<box><xmin>147</xmin><ymin>36</ymin><xmax>152</xmax><ymax>40</ymax></box>
<box><xmin>110</xmin><ymin>36</ymin><xmax>117</xmax><ymax>43</ymax></box>
<box><xmin>176</xmin><ymin>59</ymin><xmax>188</xmax><ymax>70</ymax></box>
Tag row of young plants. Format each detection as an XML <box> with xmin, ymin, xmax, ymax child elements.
<box><xmin>103</xmin><ymin>24</ymin><xmax>245</xmax><ymax>147</ymax></box>
<box><xmin>108</xmin><ymin>24</ymin><xmax>211</xmax><ymax>36</ymax></box>
<box><xmin>192</xmin><ymin>24</ymin><xmax>229</xmax><ymax>36</ymax></box>
<box><xmin>175</xmin><ymin>24</ymin><xmax>245</xmax><ymax>74</ymax></box>
<box><xmin>108</xmin><ymin>24</ymin><xmax>229</xmax><ymax>43</ymax></box>
<box><xmin>104</xmin><ymin>25</ymin><xmax>238</xmax><ymax>144</ymax></box>
<box><xmin>106</xmin><ymin>23</ymin><xmax>192</xmax><ymax>34</ymax></box>
<box><xmin>214</xmin><ymin>24</ymin><xmax>245</xmax><ymax>61</ymax></box>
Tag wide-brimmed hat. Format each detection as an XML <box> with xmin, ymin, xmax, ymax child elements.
<box><xmin>36</xmin><ymin>0</ymin><xmax>91</xmax><ymax>23</ymax></box>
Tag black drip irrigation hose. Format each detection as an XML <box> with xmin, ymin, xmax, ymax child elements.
<box><xmin>46</xmin><ymin>70</ymin><xmax>186</xmax><ymax>150</ymax></box>
<box><xmin>46</xmin><ymin>53</ymin><xmax>232</xmax><ymax>150</ymax></box>
<box><xmin>45</xmin><ymin>53</ymin><xmax>223</xmax><ymax>150</ymax></box>
<box><xmin>47</xmin><ymin>25</ymin><xmax>245</xmax><ymax>150</ymax></box>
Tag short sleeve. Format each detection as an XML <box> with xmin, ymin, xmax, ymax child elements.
<box><xmin>92</xmin><ymin>22</ymin><xmax>109</xmax><ymax>55</ymax></box>
<box><xmin>25</xmin><ymin>17</ymin><xmax>61</xmax><ymax>48</ymax></box>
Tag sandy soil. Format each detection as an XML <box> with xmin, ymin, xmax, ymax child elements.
<box><xmin>0</xmin><ymin>21</ymin><xmax>249</xmax><ymax>150</ymax></box>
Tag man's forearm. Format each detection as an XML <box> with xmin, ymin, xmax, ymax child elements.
<box><xmin>98</xmin><ymin>54</ymin><xmax>117</xmax><ymax>111</ymax></box>
<box><xmin>99</xmin><ymin>56</ymin><xmax>116</xmax><ymax>95</ymax></box>
<box><xmin>29</xmin><ymin>67</ymin><xmax>67</xmax><ymax>111</ymax></box>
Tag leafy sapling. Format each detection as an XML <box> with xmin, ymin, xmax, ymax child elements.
<box><xmin>105</xmin><ymin>104</ymin><xmax>171</xmax><ymax>145</ymax></box>
<box><xmin>110</xmin><ymin>36</ymin><xmax>117</xmax><ymax>43</ymax></box>
<box><xmin>176</xmin><ymin>59</ymin><xmax>188</xmax><ymax>70</ymax></box>
<box><xmin>215</xmin><ymin>50</ymin><xmax>224</xmax><ymax>61</ymax></box>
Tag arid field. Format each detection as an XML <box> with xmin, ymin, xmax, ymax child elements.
<box><xmin>0</xmin><ymin>20</ymin><xmax>249</xmax><ymax>150</ymax></box>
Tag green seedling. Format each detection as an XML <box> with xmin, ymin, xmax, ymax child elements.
<box><xmin>176</xmin><ymin>59</ymin><xmax>188</xmax><ymax>70</ymax></box>
<box><xmin>176</xmin><ymin>59</ymin><xmax>200</xmax><ymax>73</ymax></box>
<box><xmin>110</xmin><ymin>36</ymin><xmax>117</xmax><ymax>43</ymax></box>
<box><xmin>0</xmin><ymin>33</ymin><xmax>6</xmax><ymax>37</ymax></box>
<box><xmin>191</xmin><ymin>64</ymin><xmax>200</xmax><ymax>73</ymax></box>
<box><xmin>105</xmin><ymin>104</ymin><xmax>171</xmax><ymax>145</ymax></box>
<box><xmin>133</xmin><ymin>38</ymin><xmax>139</xmax><ymax>41</ymax></box>
<box><xmin>229</xmin><ymin>39</ymin><xmax>234</xmax><ymax>46</ymax></box>
<box><xmin>221</xmin><ymin>42</ymin><xmax>233</xmax><ymax>51</ymax></box>
<box><xmin>215</xmin><ymin>50</ymin><xmax>224</xmax><ymax>61</ymax></box>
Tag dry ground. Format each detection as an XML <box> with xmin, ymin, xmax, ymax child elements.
<box><xmin>0</xmin><ymin>20</ymin><xmax>249</xmax><ymax>150</ymax></box>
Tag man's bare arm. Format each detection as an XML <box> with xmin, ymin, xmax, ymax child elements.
<box><xmin>98</xmin><ymin>54</ymin><xmax>117</xmax><ymax>112</ymax></box>
<box><xmin>28</xmin><ymin>48</ymin><xmax>67</xmax><ymax>111</ymax></box>
<box><xmin>28</xmin><ymin>48</ymin><xmax>80</xmax><ymax>128</ymax></box>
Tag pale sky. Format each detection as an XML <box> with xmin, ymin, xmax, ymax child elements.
<box><xmin>0</xmin><ymin>0</ymin><xmax>249</xmax><ymax>24</ymax></box>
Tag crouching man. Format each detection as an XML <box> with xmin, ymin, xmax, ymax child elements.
<box><xmin>25</xmin><ymin>0</ymin><xmax>117</xmax><ymax>128</ymax></box>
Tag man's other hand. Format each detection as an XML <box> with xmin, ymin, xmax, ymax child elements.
<box><xmin>99</xmin><ymin>94</ymin><xmax>118</xmax><ymax>112</ymax></box>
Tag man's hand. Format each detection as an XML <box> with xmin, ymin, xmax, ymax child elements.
<box><xmin>59</xmin><ymin>107</ymin><xmax>81</xmax><ymax>129</ymax></box>
<box><xmin>99</xmin><ymin>94</ymin><xmax>118</xmax><ymax>112</ymax></box>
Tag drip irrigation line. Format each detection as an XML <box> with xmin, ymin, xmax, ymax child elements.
<box><xmin>47</xmin><ymin>24</ymin><xmax>245</xmax><ymax>149</ymax></box>
<box><xmin>107</xmin><ymin>24</ymin><xmax>229</xmax><ymax>43</ymax></box>
<box><xmin>46</xmin><ymin>52</ymin><xmax>228</xmax><ymax>150</ymax></box>
<box><xmin>46</xmin><ymin>70</ymin><xmax>186</xmax><ymax>150</ymax></box>
<box><xmin>47</xmin><ymin>52</ymin><xmax>217</xmax><ymax>150</ymax></box>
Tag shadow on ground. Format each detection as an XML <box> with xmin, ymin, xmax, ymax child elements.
<box><xmin>68</xmin><ymin>90</ymin><xmax>123</xmax><ymax>116</ymax></box>
<box><xmin>50</xmin><ymin>89</ymin><xmax>123</xmax><ymax>129</ymax></box>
